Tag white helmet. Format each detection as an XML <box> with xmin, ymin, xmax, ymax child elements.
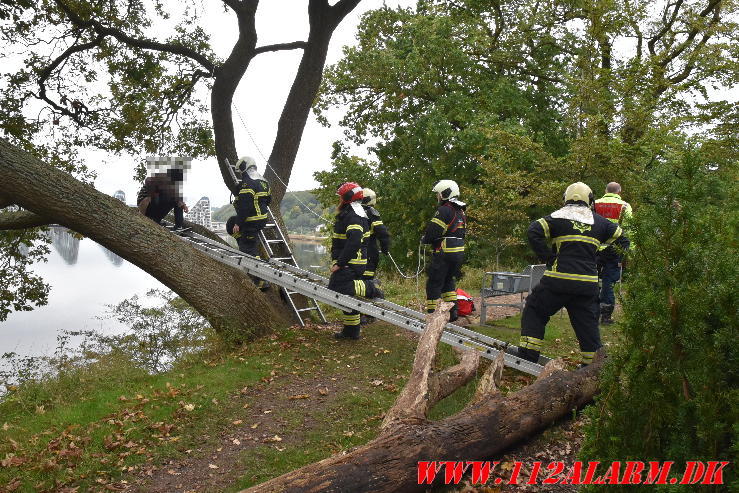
<box><xmin>432</xmin><ymin>180</ymin><xmax>459</xmax><ymax>201</ymax></box>
<box><xmin>564</xmin><ymin>182</ymin><xmax>594</xmax><ymax>206</ymax></box>
<box><xmin>236</xmin><ymin>155</ymin><xmax>257</xmax><ymax>172</ymax></box>
<box><xmin>361</xmin><ymin>188</ymin><xmax>377</xmax><ymax>206</ymax></box>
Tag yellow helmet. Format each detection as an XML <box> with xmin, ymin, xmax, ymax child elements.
<box><xmin>361</xmin><ymin>188</ymin><xmax>377</xmax><ymax>206</ymax></box>
<box><xmin>564</xmin><ymin>182</ymin><xmax>594</xmax><ymax>206</ymax></box>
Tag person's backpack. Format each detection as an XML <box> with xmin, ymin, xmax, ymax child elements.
<box><xmin>456</xmin><ymin>289</ymin><xmax>475</xmax><ymax>317</ymax></box>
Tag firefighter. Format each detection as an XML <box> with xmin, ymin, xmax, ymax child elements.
<box><xmin>515</xmin><ymin>182</ymin><xmax>624</xmax><ymax>365</ymax></box>
<box><xmin>422</xmin><ymin>180</ymin><xmax>467</xmax><ymax>322</ymax></box>
<box><xmin>231</xmin><ymin>156</ymin><xmax>271</xmax><ymax>290</ymax></box>
<box><xmin>329</xmin><ymin>182</ymin><xmax>383</xmax><ymax>340</ymax></box>
<box><xmin>360</xmin><ymin>188</ymin><xmax>391</xmax><ymax>281</ymax></box>
<box><xmin>594</xmin><ymin>182</ymin><xmax>632</xmax><ymax>324</ymax></box>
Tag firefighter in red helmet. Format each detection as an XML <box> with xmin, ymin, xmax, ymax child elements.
<box><xmin>328</xmin><ymin>182</ymin><xmax>383</xmax><ymax>340</ymax></box>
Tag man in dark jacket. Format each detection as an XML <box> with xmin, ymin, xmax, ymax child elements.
<box><xmin>231</xmin><ymin>156</ymin><xmax>271</xmax><ymax>259</ymax></box>
<box><xmin>516</xmin><ymin>182</ymin><xmax>625</xmax><ymax>365</ymax></box>
<box><xmin>360</xmin><ymin>188</ymin><xmax>391</xmax><ymax>280</ymax></box>
<box><xmin>137</xmin><ymin>168</ymin><xmax>188</xmax><ymax>228</ymax></box>
<box><xmin>423</xmin><ymin>180</ymin><xmax>467</xmax><ymax>322</ymax></box>
<box><xmin>328</xmin><ymin>182</ymin><xmax>382</xmax><ymax>340</ymax></box>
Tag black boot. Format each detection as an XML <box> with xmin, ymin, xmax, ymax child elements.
<box><xmin>600</xmin><ymin>304</ymin><xmax>615</xmax><ymax>325</ymax></box>
<box><xmin>449</xmin><ymin>303</ymin><xmax>459</xmax><ymax>322</ymax></box>
<box><xmin>508</xmin><ymin>346</ymin><xmax>540</xmax><ymax>363</ymax></box>
<box><xmin>370</xmin><ymin>280</ymin><xmax>384</xmax><ymax>300</ymax></box>
<box><xmin>334</xmin><ymin>331</ymin><xmax>360</xmax><ymax>340</ymax></box>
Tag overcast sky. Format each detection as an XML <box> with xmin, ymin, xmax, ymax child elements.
<box><xmin>91</xmin><ymin>0</ymin><xmax>415</xmax><ymax>208</ymax></box>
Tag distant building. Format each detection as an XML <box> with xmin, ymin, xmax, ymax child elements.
<box><xmin>185</xmin><ymin>196</ymin><xmax>212</xmax><ymax>229</ymax></box>
<box><xmin>113</xmin><ymin>190</ymin><xmax>126</xmax><ymax>203</ymax></box>
<box><xmin>211</xmin><ymin>221</ymin><xmax>226</xmax><ymax>232</ymax></box>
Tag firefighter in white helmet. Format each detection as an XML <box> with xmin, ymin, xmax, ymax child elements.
<box><xmin>422</xmin><ymin>180</ymin><xmax>467</xmax><ymax>322</ymax></box>
<box><xmin>360</xmin><ymin>188</ymin><xmax>391</xmax><ymax>281</ymax></box>
<box><xmin>514</xmin><ymin>182</ymin><xmax>624</xmax><ymax>365</ymax></box>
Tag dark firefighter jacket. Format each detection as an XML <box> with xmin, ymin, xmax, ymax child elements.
<box><xmin>234</xmin><ymin>175</ymin><xmax>271</xmax><ymax>232</ymax></box>
<box><xmin>528</xmin><ymin>207</ymin><xmax>623</xmax><ymax>294</ymax></box>
<box><xmin>331</xmin><ymin>202</ymin><xmax>370</xmax><ymax>270</ymax></box>
<box><xmin>363</xmin><ymin>206</ymin><xmax>390</xmax><ymax>257</ymax></box>
<box><xmin>422</xmin><ymin>199</ymin><xmax>466</xmax><ymax>253</ymax></box>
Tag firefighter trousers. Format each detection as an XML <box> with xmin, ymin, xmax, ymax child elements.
<box><xmin>237</xmin><ymin>232</ymin><xmax>267</xmax><ymax>289</ymax></box>
<box><xmin>425</xmin><ymin>251</ymin><xmax>463</xmax><ymax>313</ymax></box>
<box><xmin>520</xmin><ymin>281</ymin><xmax>602</xmax><ymax>364</ymax></box>
<box><xmin>328</xmin><ymin>266</ymin><xmax>378</xmax><ymax>337</ymax></box>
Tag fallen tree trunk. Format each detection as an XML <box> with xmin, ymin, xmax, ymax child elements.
<box><xmin>0</xmin><ymin>137</ymin><xmax>289</xmax><ymax>338</ymax></box>
<box><xmin>244</xmin><ymin>304</ymin><xmax>603</xmax><ymax>493</ymax></box>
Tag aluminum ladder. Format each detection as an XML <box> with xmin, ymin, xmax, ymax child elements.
<box><xmin>256</xmin><ymin>206</ymin><xmax>327</xmax><ymax>326</ymax></box>
<box><xmin>167</xmin><ymin>226</ymin><xmax>550</xmax><ymax>376</ymax></box>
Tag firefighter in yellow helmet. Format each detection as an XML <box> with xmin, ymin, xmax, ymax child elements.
<box><xmin>514</xmin><ymin>182</ymin><xmax>624</xmax><ymax>365</ymax></box>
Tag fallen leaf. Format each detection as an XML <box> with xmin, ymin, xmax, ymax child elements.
<box><xmin>318</xmin><ymin>388</ymin><xmax>329</xmax><ymax>396</ymax></box>
<box><xmin>266</xmin><ymin>435</ymin><xmax>282</xmax><ymax>442</ymax></box>
<box><xmin>208</xmin><ymin>463</ymin><xmax>219</xmax><ymax>469</ymax></box>
<box><xmin>118</xmin><ymin>395</ymin><xmax>127</xmax><ymax>401</ymax></box>
<box><xmin>183</xmin><ymin>403</ymin><xmax>195</xmax><ymax>412</ymax></box>
<box><xmin>232</xmin><ymin>439</ymin><xmax>241</xmax><ymax>445</ymax></box>
<box><xmin>370</xmin><ymin>380</ymin><xmax>383</xmax><ymax>386</ymax></box>
<box><xmin>35</xmin><ymin>405</ymin><xmax>45</xmax><ymax>415</ymax></box>
<box><xmin>232</xmin><ymin>420</ymin><xmax>243</xmax><ymax>425</ymax></box>
<box><xmin>2</xmin><ymin>422</ymin><xmax>9</xmax><ymax>431</ymax></box>
<box><xmin>5</xmin><ymin>478</ymin><xmax>21</xmax><ymax>492</ymax></box>
<box><xmin>250</xmin><ymin>423</ymin><xmax>259</xmax><ymax>429</ymax></box>
<box><xmin>289</xmin><ymin>394</ymin><xmax>310</xmax><ymax>400</ymax></box>
<box><xmin>343</xmin><ymin>431</ymin><xmax>355</xmax><ymax>437</ymax></box>
<box><xmin>263</xmin><ymin>410</ymin><xmax>272</xmax><ymax>414</ymax></box>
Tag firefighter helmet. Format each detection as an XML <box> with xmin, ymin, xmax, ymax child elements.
<box><xmin>337</xmin><ymin>182</ymin><xmax>363</xmax><ymax>204</ymax></box>
<box><xmin>236</xmin><ymin>156</ymin><xmax>257</xmax><ymax>172</ymax></box>
<box><xmin>361</xmin><ymin>188</ymin><xmax>377</xmax><ymax>206</ymax></box>
<box><xmin>432</xmin><ymin>180</ymin><xmax>459</xmax><ymax>201</ymax></box>
<box><xmin>564</xmin><ymin>182</ymin><xmax>594</xmax><ymax>206</ymax></box>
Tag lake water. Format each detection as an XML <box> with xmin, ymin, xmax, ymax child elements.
<box><xmin>0</xmin><ymin>228</ymin><xmax>329</xmax><ymax>361</ymax></box>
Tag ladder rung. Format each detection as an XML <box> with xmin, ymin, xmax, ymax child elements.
<box><xmin>271</xmin><ymin>257</ymin><xmax>291</xmax><ymax>261</ymax></box>
<box><xmin>297</xmin><ymin>307</ymin><xmax>319</xmax><ymax>312</ymax></box>
<box><xmin>264</xmin><ymin>223</ymin><xmax>277</xmax><ymax>228</ymax></box>
<box><xmin>266</xmin><ymin>239</ymin><xmax>284</xmax><ymax>244</ymax></box>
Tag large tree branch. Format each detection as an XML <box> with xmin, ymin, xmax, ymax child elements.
<box><xmin>55</xmin><ymin>0</ymin><xmax>217</xmax><ymax>74</ymax></box>
<box><xmin>253</xmin><ymin>41</ymin><xmax>308</xmax><ymax>55</ymax></box>
<box><xmin>648</xmin><ymin>0</ymin><xmax>684</xmax><ymax>56</ymax></box>
<box><xmin>0</xmin><ymin>210</ymin><xmax>50</xmax><ymax>230</ymax></box>
<box><xmin>660</xmin><ymin>0</ymin><xmax>721</xmax><ymax>68</ymax></box>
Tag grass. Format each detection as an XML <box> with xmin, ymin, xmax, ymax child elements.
<box><xmin>1</xmin><ymin>271</ymin><xmax>623</xmax><ymax>492</ymax></box>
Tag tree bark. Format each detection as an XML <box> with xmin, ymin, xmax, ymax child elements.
<box><xmin>242</xmin><ymin>306</ymin><xmax>604</xmax><ymax>493</ymax></box>
<box><xmin>0</xmin><ymin>138</ymin><xmax>289</xmax><ymax>338</ymax></box>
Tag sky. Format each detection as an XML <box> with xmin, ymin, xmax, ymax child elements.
<box><xmin>93</xmin><ymin>0</ymin><xmax>416</xmax><ymax>208</ymax></box>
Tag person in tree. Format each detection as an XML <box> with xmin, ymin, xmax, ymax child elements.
<box><xmin>230</xmin><ymin>156</ymin><xmax>272</xmax><ymax>290</ymax></box>
<box><xmin>359</xmin><ymin>188</ymin><xmax>391</xmax><ymax>281</ymax></box>
<box><xmin>422</xmin><ymin>180</ymin><xmax>467</xmax><ymax>322</ymax></box>
<box><xmin>329</xmin><ymin>182</ymin><xmax>383</xmax><ymax>340</ymax></box>
<box><xmin>137</xmin><ymin>166</ymin><xmax>189</xmax><ymax>229</ymax></box>
<box><xmin>515</xmin><ymin>182</ymin><xmax>624</xmax><ymax>366</ymax></box>
<box><xmin>594</xmin><ymin>182</ymin><xmax>633</xmax><ymax>325</ymax></box>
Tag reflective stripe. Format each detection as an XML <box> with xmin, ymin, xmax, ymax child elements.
<box><xmin>441</xmin><ymin>238</ymin><xmax>465</xmax><ymax>253</ymax></box>
<box><xmin>441</xmin><ymin>291</ymin><xmax>457</xmax><ymax>302</ymax></box>
<box><xmin>346</xmin><ymin>224</ymin><xmax>363</xmax><ymax>232</ymax></box>
<box><xmin>371</xmin><ymin>220</ymin><xmax>383</xmax><ymax>227</ymax></box>
<box><xmin>553</xmin><ymin>235</ymin><xmax>601</xmax><ymax>247</ymax></box>
<box><xmin>426</xmin><ymin>299</ymin><xmax>438</xmax><ymax>311</ymax></box>
<box><xmin>581</xmin><ymin>351</ymin><xmax>595</xmax><ymax>363</ymax></box>
<box><xmin>354</xmin><ymin>280</ymin><xmax>366</xmax><ymax>297</ymax></box>
<box><xmin>537</xmin><ymin>218</ymin><xmax>550</xmax><ymax>241</ymax></box>
<box><xmin>519</xmin><ymin>336</ymin><xmax>544</xmax><ymax>350</ymax></box>
<box><xmin>348</xmin><ymin>258</ymin><xmax>367</xmax><ymax>265</ymax></box>
<box><xmin>362</xmin><ymin>231</ymin><xmax>371</xmax><ymax>239</ymax></box>
<box><xmin>603</xmin><ymin>226</ymin><xmax>623</xmax><ymax>246</ymax></box>
<box><xmin>239</xmin><ymin>188</ymin><xmax>255</xmax><ymax>195</ymax></box>
<box><xmin>332</xmin><ymin>233</ymin><xmax>347</xmax><ymax>239</ymax></box>
<box><xmin>544</xmin><ymin>271</ymin><xmax>598</xmax><ymax>282</ymax></box>
<box><xmin>342</xmin><ymin>313</ymin><xmax>361</xmax><ymax>325</ymax></box>
<box><xmin>362</xmin><ymin>270</ymin><xmax>375</xmax><ymax>277</ymax></box>
<box><xmin>431</xmin><ymin>217</ymin><xmax>448</xmax><ymax>230</ymax></box>
<box><xmin>244</xmin><ymin>214</ymin><xmax>267</xmax><ymax>221</ymax></box>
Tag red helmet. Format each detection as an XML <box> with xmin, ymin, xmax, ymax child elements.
<box><xmin>336</xmin><ymin>182</ymin><xmax>363</xmax><ymax>204</ymax></box>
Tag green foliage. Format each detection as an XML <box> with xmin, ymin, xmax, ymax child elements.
<box><xmin>0</xmin><ymin>226</ymin><xmax>50</xmax><ymax>321</ymax></box>
<box><xmin>581</xmin><ymin>142</ymin><xmax>738</xmax><ymax>490</ymax></box>
<box><xmin>314</xmin><ymin>0</ymin><xmax>738</xmax><ymax>268</ymax></box>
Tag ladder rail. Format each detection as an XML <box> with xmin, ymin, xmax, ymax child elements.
<box><xmin>169</xmin><ymin>226</ymin><xmax>547</xmax><ymax>375</ymax></box>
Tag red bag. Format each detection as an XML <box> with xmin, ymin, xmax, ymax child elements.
<box><xmin>456</xmin><ymin>289</ymin><xmax>476</xmax><ymax>317</ymax></box>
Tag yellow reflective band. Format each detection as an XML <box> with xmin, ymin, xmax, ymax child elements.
<box><xmin>346</xmin><ymin>224</ymin><xmax>363</xmax><ymax>232</ymax></box>
<box><xmin>519</xmin><ymin>336</ymin><xmax>544</xmax><ymax>349</ymax></box>
<box><xmin>537</xmin><ymin>218</ymin><xmax>550</xmax><ymax>240</ymax></box>
<box><xmin>239</xmin><ymin>188</ymin><xmax>255</xmax><ymax>195</ymax></box>
<box><xmin>442</xmin><ymin>246</ymin><xmax>465</xmax><ymax>252</ymax></box>
<box><xmin>362</xmin><ymin>231</ymin><xmax>371</xmax><ymax>238</ymax></box>
<box><xmin>431</xmin><ymin>217</ymin><xmax>448</xmax><ymax>230</ymax></box>
<box><xmin>581</xmin><ymin>351</ymin><xmax>595</xmax><ymax>362</ymax></box>
<box><xmin>426</xmin><ymin>299</ymin><xmax>438</xmax><ymax>309</ymax></box>
<box><xmin>441</xmin><ymin>291</ymin><xmax>457</xmax><ymax>302</ymax></box>
<box><xmin>332</xmin><ymin>233</ymin><xmax>347</xmax><ymax>239</ymax></box>
<box><xmin>553</xmin><ymin>235</ymin><xmax>601</xmax><ymax>247</ymax></box>
<box><xmin>353</xmin><ymin>280</ymin><xmax>366</xmax><ymax>297</ymax></box>
<box><xmin>603</xmin><ymin>226</ymin><xmax>623</xmax><ymax>246</ymax></box>
<box><xmin>348</xmin><ymin>258</ymin><xmax>367</xmax><ymax>265</ymax></box>
<box><xmin>371</xmin><ymin>220</ymin><xmax>383</xmax><ymax>227</ymax></box>
<box><xmin>544</xmin><ymin>271</ymin><xmax>598</xmax><ymax>282</ymax></box>
<box><xmin>363</xmin><ymin>271</ymin><xmax>375</xmax><ymax>277</ymax></box>
<box><xmin>342</xmin><ymin>315</ymin><xmax>361</xmax><ymax>324</ymax></box>
<box><xmin>244</xmin><ymin>214</ymin><xmax>267</xmax><ymax>221</ymax></box>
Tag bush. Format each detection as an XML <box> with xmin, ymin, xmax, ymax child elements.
<box><xmin>581</xmin><ymin>142</ymin><xmax>738</xmax><ymax>490</ymax></box>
